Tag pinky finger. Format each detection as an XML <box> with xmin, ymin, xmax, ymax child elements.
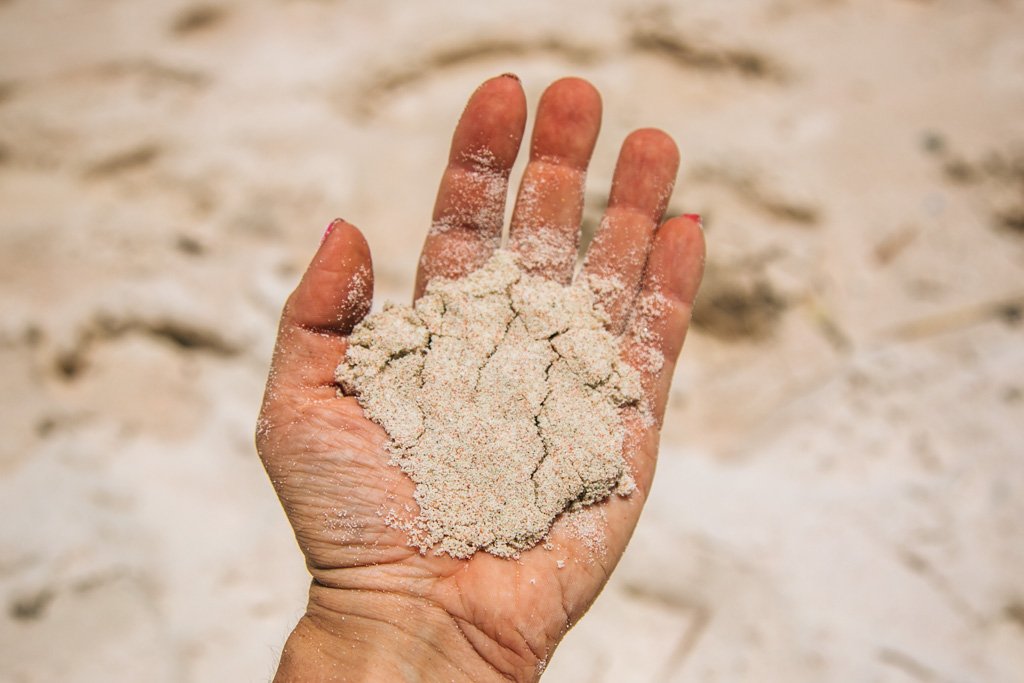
<box><xmin>623</xmin><ymin>215</ymin><xmax>705</xmax><ymax>426</ymax></box>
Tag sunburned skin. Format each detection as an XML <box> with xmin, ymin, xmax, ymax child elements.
<box><xmin>336</xmin><ymin>249</ymin><xmax>643</xmax><ymax>558</ymax></box>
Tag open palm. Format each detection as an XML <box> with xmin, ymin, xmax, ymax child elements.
<box><xmin>257</xmin><ymin>75</ymin><xmax>705</xmax><ymax>682</ymax></box>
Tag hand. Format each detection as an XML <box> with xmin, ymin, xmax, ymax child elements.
<box><xmin>256</xmin><ymin>74</ymin><xmax>705</xmax><ymax>682</ymax></box>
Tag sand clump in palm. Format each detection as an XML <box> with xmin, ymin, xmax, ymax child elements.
<box><xmin>337</xmin><ymin>249</ymin><xmax>651</xmax><ymax>558</ymax></box>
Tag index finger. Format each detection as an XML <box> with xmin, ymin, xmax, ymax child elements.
<box><xmin>414</xmin><ymin>74</ymin><xmax>527</xmax><ymax>299</ymax></box>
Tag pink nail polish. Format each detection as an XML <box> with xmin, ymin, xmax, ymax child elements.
<box><xmin>321</xmin><ymin>219</ymin><xmax>342</xmax><ymax>245</ymax></box>
<box><xmin>683</xmin><ymin>213</ymin><xmax>703</xmax><ymax>229</ymax></box>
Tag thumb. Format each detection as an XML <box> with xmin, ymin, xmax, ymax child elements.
<box><xmin>268</xmin><ymin>219</ymin><xmax>374</xmax><ymax>393</ymax></box>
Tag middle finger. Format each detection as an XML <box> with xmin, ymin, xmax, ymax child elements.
<box><xmin>508</xmin><ymin>78</ymin><xmax>602</xmax><ymax>283</ymax></box>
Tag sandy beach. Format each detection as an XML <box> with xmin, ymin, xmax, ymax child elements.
<box><xmin>1</xmin><ymin>1</ymin><xmax>1023</xmax><ymax>680</ymax></box>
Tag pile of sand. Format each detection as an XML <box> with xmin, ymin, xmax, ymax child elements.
<box><xmin>336</xmin><ymin>250</ymin><xmax>641</xmax><ymax>558</ymax></box>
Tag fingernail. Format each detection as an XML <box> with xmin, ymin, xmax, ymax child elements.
<box><xmin>321</xmin><ymin>219</ymin><xmax>343</xmax><ymax>245</ymax></box>
<box><xmin>683</xmin><ymin>213</ymin><xmax>703</xmax><ymax>230</ymax></box>
<box><xmin>500</xmin><ymin>72</ymin><xmax>520</xmax><ymax>81</ymax></box>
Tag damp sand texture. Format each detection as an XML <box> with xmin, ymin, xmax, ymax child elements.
<box><xmin>335</xmin><ymin>250</ymin><xmax>642</xmax><ymax>558</ymax></box>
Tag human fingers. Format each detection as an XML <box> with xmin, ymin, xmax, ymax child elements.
<box><xmin>414</xmin><ymin>74</ymin><xmax>527</xmax><ymax>299</ymax></box>
<box><xmin>622</xmin><ymin>215</ymin><xmax>705</xmax><ymax>426</ymax></box>
<box><xmin>507</xmin><ymin>77</ymin><xmax>602</xmax><ymax>283</ymax></box>
<box><xmin>580</xmin><ymin>129</ymin><xmax>679</xmax><ymax>333</ymax></box>
<box><xmin>267</xmin><ymin>220</ymin><xmax>374</xmax><ymax>392</ymax></box>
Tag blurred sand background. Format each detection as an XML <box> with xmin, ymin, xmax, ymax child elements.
<box><xmin>2</xmin><ymin>0</ymin><xmax>1023</xmax><ymax>681</ymax></box>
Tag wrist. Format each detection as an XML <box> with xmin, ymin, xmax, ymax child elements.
<box><xmin>274</xmin><ymin>583</ymin><xmax>532</xmax><ymax>682</ymax></box>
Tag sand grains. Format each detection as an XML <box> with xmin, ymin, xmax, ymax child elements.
<box><xmin>336</xmin><ymin>249</ymin><xmax>641</xmax><ymax>558</ymax></box>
